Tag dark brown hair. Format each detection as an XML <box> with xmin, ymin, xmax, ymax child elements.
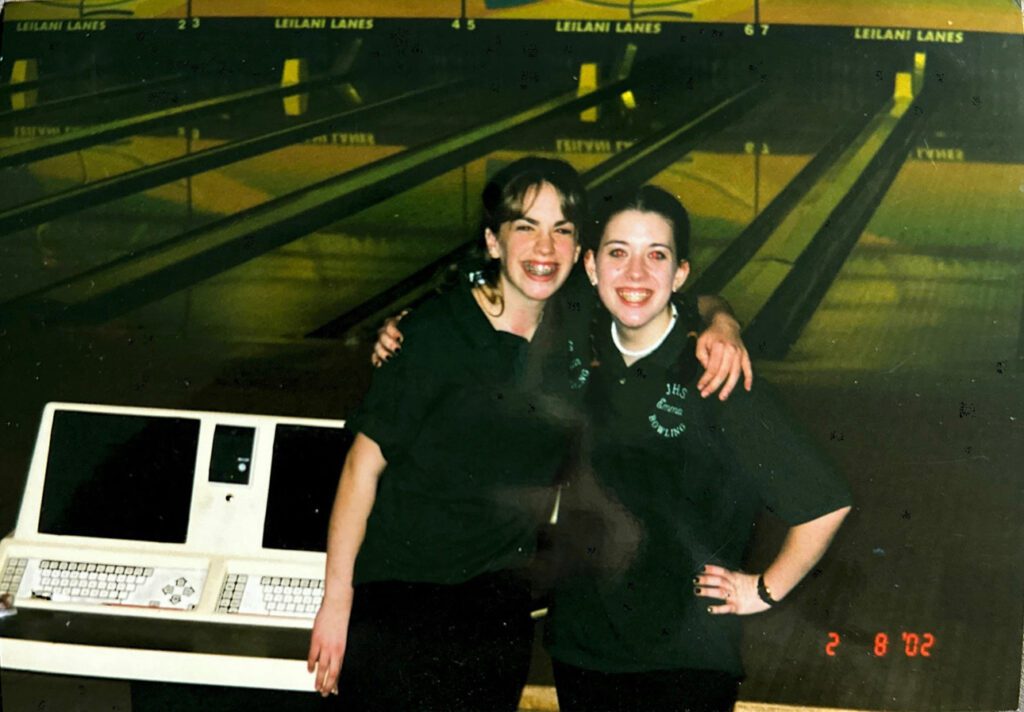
<box><xmin>474</xmin><ymin>157</ymin><xmax>588</xmax><ymax>312</ymax></box>
<box><xmin>588</xmin><ymin>184</ymin><xmax>690</xmax><ymax>260</ymax></box>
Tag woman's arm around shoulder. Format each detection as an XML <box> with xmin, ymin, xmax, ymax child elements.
<box><xmin>371</xmin><ymin>311</ymin><xmax>410</xmax><ymax>367</ymax></box>
<box><xmin>693</xmin><ymin>294</ymin><xmax>753</xmax><ymax>401</ymax></box>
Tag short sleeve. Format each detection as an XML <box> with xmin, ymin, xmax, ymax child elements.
<box><xmin>709</xmin><ymin>381</ymin><xmax>852</xmax><ymax>525</ymax></box>
<box><xmin>345</xmin><ymin>316</ymin><xmax>440</xmax><ymax>465</ymax></box>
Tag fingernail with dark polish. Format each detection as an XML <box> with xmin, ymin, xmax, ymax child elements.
<box><xmin>693</xmin><ymin>587</ymin><xmax>701</xmax><ymax>595</ymax></box>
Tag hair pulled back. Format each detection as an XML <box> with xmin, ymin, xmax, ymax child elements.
<box><xmin>473</xmin><ymin>157</ymin><xmax>588</xmax><ymax>313</ymax></box>
<box><xmin>588</xmin><ymin>184</ymin><xmax>690</xmax><ymax>260</ymax></box>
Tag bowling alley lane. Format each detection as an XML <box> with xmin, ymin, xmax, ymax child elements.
<box><xmin>0</xmin><ymin>75</ymin><xmax>368</xmax><ymax>212</ymax></box>
<box><xmin>776</xmin><ymin>104</ymin><xmax>1024</xmax><ymax>376</ymax></box>
<box><xmin>733</xmin><ymin>87</ymin><xmax>1024</xmax><ymax>711</ymax></box>
<box><xmin>2</xmin><ymin>10</ymin><xmax>1023</xmax><ymax>709</ymax></box>
<box><xmin>107</xmin><ymin>163</ymin><xmax>483</xmax><ymax>339</ymax></box>
<box><xmin>95</xmin><ymin>63</ymin><xmax>889</xmax><ymax>342</ymax></box>
<box><xmin>636</xmin><ymin>84</ymin><xmax>881</xmax><ymax>286</ymax></box>
<box><xmin>0</xmin><ymin>70</ymin><xmax>566</xmax><ymax>304</ymax></box>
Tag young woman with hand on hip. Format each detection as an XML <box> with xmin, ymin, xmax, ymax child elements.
<box><xmin>546</xmin><ymin>185</ymin><xmax>852</xmax><ymax>712</ymax></box>
<box><xmin>309</xmin><ymin>156</ymin><xmax>751</xmax><ymax>710</ymax></box>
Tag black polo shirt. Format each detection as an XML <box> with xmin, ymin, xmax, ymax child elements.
<box><xmin>538</xmin><ymin>267</ymin><xmax>704</xmax><ymax>400</ymax></box>
<box><xmin>349</xmin><ymin>282</ymin><xmax>574</xmax><ymax>585</ymax></box>
<box><xmin>546</xmin><ymin>309</ymin><xmax>852</xmax><ymax>676</ymax></box>
<box><xmin>538</xmin><ymin>266</ymin><xmax>597</xmax><ymax>401</ymax></box>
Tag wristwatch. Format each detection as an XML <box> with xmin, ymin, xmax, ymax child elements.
<box><xmin>757</xmin><ymin>574</ymin><xmax>777</xmax><ymax>606</ymax></box>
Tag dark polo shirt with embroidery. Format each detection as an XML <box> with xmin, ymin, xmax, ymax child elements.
<box><xmin>546</xmin><ymin>309</ymin><xmax>852</xmax><ymax>676</ymax></box>
<box><xmin>544</xmin><ymin>267</ymin><xmax>702</xmax><ymax>403</ymax></box>
<box><xmin>349</xmin><ymin>282</ymin><xmax>574</xmax><ymax>585</ymax></box>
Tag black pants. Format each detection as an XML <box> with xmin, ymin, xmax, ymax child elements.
<box><xmin>333</xmin><ymin>571</ymin><xmax>534</xmax><ymax>712</ymax></box>
<box><xmin>552</xmin><ymin>659</ymin><xmax>740</xmax><ymax>712</ymax></box>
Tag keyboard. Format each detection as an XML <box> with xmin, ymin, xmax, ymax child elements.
<box><xmin>3</xmin><ymin>557</ymin><xmax>206</xmax><ymax>610</ymax></box>
<box><xmin>217</xmin><ymin>573</ymin><xmax>324</xmax><ymax>618</ymax></box>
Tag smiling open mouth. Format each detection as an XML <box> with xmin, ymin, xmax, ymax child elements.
<box><xmin>616</xmin><ymin>288</ymin><xmax>653</xmax><ymax>304</ymax></box>
<box><xmin>523</xmin><ymin>262</ymin><xmax>557</xmax><ymax>277</ymax></box>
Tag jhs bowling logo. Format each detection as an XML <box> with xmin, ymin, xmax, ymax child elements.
<box><xmin>649</xmin><ymin>382</ymin><xmax>687</xmax><ymax>438</ymax></box>
<box><xmin>568</xmin><ymin>338</ymin><xmax>590</xmax><ymax>391</ymax></box>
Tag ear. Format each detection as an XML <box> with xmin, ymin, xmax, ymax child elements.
<box><xmin>484</xmin><ymin>228</ymin><xmax>501</xmax><ymax>260</ymax></box>
<box><xmin>573</xmin><ymin>242</ymin><xmax>582</xmax><ymax>264</ymax></box>
<box><xmin>584</xmin><ymin>250</ymin><xmax>598</xmax><ymax>286</ymax></box>
<box><xmin>672</xmin><ymin>260</ymin><xmax>690</xmax><ymax>292</ymax></box>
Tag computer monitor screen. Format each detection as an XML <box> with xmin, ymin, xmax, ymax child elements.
<box><xmin>262</xmin><ymin>424</ymin><xmax>353</xmax><ymax>552</ymax></box>
<box><xmin>38</xmin><ymin>410</ymin><xmax>201</xmax><ymax>543</ymax></box>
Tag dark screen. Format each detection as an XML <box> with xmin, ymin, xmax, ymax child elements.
<box><xmin>209</xmin><ymin>424</ymin><xmax>255</xmax><ymax>485</ymax></box>
<box><xmin>38</xmin><ymin>410</ymin><xmax>200</xmax><ymax>543</ymax></box>
<box><xmin>262</xmin><ymin>424</ymin><xmax>353</xmax><ymax>552</ymax></box>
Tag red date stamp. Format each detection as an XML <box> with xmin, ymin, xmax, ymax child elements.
<box><xmin>826</xmin><ymin>631</ymin><xmax>935</xmax><ymax>657</ymax></box>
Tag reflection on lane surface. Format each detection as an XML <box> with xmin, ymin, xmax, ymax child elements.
<box><xmin>738</xmin><ymin>95</ymin><xmax>1024</xmax><ymax>711</ymax></box>
<box><xmin>0</xmin><ymin>79</ymin><xmax>364</xmax><ymax>211</ymax></box>
<box><xmin>110</xmin><ymin>62</ymin><xmax>756</xmax><ymax>339</ymax></box>
<box><xmin>0</xmin><ymin>73</ymin><xmax>528</xmax><ymax>302</ymax></box>
<box><xmin>108</xmin><ymin>70</ymin><xmax>888</xmax><ymax>341</ymax></box>
<box><xmin>780</xmin><ymin>104</ymin><xmax>1024</xmax><ymax>375</ymax></box>
<box><xmin>118</xmin><ymin>162</ymin><xmax>482</xmax><ymax>339</ymax></box>
<box><xmin>642</xmin><ymin>87</ymin><xmax>876</xmax><ymax>285</ymax></box>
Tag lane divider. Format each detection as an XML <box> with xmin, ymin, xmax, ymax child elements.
<box><xmin>0</xmin><ymin>78</ymin><xmax>458</xmax><ymax>238</ymax></box>
<box><xmin>720</xmin><ymin>56</ymin><xmax>929</xmax><ymax>358</ymax></box>
<box><xmin>0</xmin><ymin>65</ymin><xmax>362</xmax><ymax>169</ymax></box>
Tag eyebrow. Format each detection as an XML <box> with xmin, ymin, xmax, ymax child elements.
<box><xmin>515</xmin><ymin>216</ymin><xmax>575</xmax><ymax>226</ymax></box>
<box><xmin>603</xmin><ymin>239</ymin><xmax>674</xmax><ymax>251</ymax></box>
